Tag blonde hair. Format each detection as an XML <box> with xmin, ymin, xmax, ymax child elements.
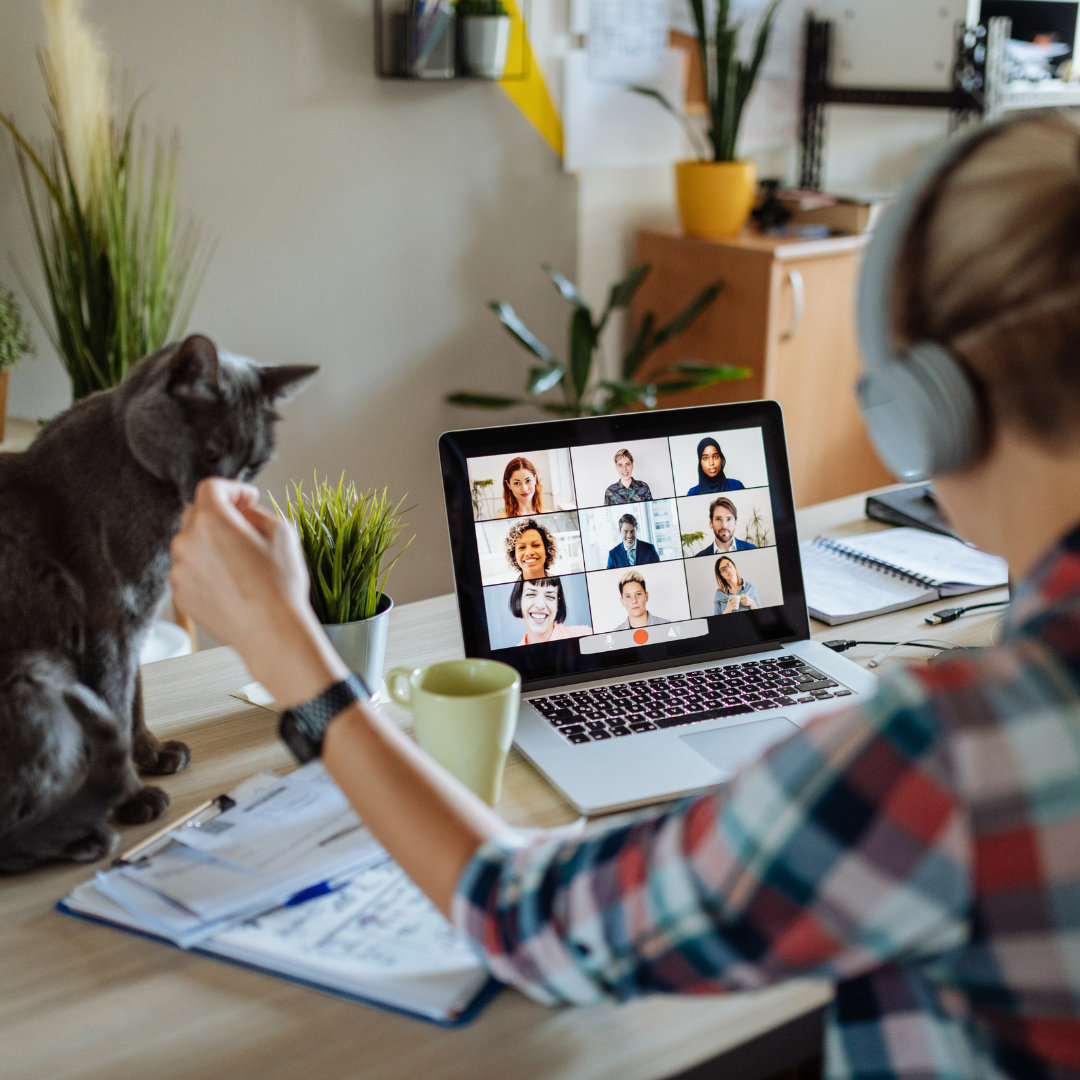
<box><xmin>618</xmin><ymin>569</ymin><xmax>646</xmax><ymax>595</ymax></box>
<box><xmin>894</xmin><ymin>114</ymin><xmax>1080</xmax><ymax>446</ymax></box>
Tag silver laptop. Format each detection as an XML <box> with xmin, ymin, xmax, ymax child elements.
<box><xmin>439</xmin><ymin>400</ymin><xmax>877</xmax><ymax>815</ymax></box>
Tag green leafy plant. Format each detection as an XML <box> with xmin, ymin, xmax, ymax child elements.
<box><xmin>743</xmin><ymin>504</ymin><xmax>772</xmax><ymax>547</ymax></box>
<box><xmin>271</xmin><ymin>475</ymin><xmax>414</xmax><ymax>625</ymax></box>
<box><xmin>634</xmin><ymin>0</ymin><xmax>783</xmax><ymax>162</ymax></box>
<box><xmin>455</xmin><ymin>0</ymin><xmax>509</xmax><ymax>15</ymax></box>
<box><xmin>0</xmin><ymin>287</ymin><xmax>34</xmax><ymax>372</ymax></box>
<box><xmin>681</xmin><ymin>530</ymin><xmax>705</xmax><ymax>553</ymax></box>
<box><xmin>447</xmin><ymin>262</ymin><xmax>748</xmax><ymax>418</ymax></box>
<box><xmin>1</xmin><ymin>0</ymin><xmax>206</xmax><ymax>398</ymax></box>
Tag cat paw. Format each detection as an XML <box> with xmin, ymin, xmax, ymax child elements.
<box><xmin>63</xmin><ymin>823</ymin><xmax>119</xmax><ymax>863</ymax></box>
<box><xmin>113</xmin><ymin>785</ymin><xmax>170</xmax><ymax>825</ymax></box>
<box><xmin>134</xmin><ymin>736</ymin><xmax>192</xmax><ymax>775</ymax></box>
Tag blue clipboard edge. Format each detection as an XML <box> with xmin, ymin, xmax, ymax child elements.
<box><xmin>56</xmin><ymin>898</ymin><xmax>502</xmax><ymax>1028</ymax></box>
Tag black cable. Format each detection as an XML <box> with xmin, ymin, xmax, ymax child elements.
<box><xmin>823</xmin><ymin>638</ymin><xmax>949</xmax><ymax>653</ymax></box>
<box><xmin>925</xmin><ymin>600</ymin><xmax>1010</xmax><ymax>626</ymax></box>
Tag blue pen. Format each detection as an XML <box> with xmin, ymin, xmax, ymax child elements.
<box><xmin>285</xmin><ymin>877</ymin><xmax>350</xmax><ymax>907</ymax></box>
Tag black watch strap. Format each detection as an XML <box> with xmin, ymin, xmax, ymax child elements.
<box><xmin>278</xmin><ymin>673</ymin><xmax>371</xmax><ymax>763</ymax></box>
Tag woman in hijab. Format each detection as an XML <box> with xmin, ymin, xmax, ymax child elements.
<box><xmin>685</xmin><ymin>438</ymin><xmax>744</xmax><ymax>495</ymax></box>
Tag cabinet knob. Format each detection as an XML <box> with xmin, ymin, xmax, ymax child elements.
<box><xmin>782</xmin><ymin>268</ymin><xmax>806</xmax><ymax>341</ymax></box>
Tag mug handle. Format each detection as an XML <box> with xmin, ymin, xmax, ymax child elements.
<box><xmin>386</xmin><ymin>667</ymin><xmax>417</xmax><ymax>708</ymax></box>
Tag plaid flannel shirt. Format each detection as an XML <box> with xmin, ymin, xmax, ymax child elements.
<box><xmin>453</xmin><ymin>526</ymin><xmax>1080</xmax><ymax>1079</ymax></box>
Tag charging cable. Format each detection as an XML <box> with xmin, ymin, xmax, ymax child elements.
<box><xmin>925</xmin><ymin>600</ymin><xmax>1010</xmax><ymax>626</ymax></box>
<box><xmin>824</xmin><ymin>637</ymin><xmax>962</xmax><ymax>668</ymax></box>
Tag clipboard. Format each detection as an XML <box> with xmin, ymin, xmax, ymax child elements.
<box><xmin>57</xmin><ymin>766</ymin><xmax>499</xmax><ymax>1026</ymax></box>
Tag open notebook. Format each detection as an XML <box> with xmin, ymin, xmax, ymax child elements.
<box><xmin>58</xmin><ymin>764</ymin><xmax>496</xmax><ymax>1026</ymax></box>
<box><xmin>799</xmin><ymin>527</ymin><xmax>1009</xmax><ymax>625</ymax></box>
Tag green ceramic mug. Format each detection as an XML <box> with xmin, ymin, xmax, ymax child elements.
<box><xmin>386</xmin><ymin>659</ymin><xmax>521</xmax><ymax>805</ymax></box>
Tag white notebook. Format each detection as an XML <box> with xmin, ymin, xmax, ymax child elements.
<box><xmin>800</xmin><ymin>527</ymin><xmax>1009</xmax><ymax>625</ymax></box>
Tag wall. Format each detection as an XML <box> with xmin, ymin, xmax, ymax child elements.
<box><xmin>0</xmin><ymin>0</ymin><xmax>577</xmax><ymax>606</ymax></box>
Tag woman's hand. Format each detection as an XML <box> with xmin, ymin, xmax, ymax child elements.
<box><xmin>724</xmin><ymin>594</ymin><xmax>739</xmax><ymax>614</ymax></box>
<box><xmin>169</xmin><ymin>477</ymin><xmax>347</xmax><ymax>706</ymax></box>
<box><xmin>739</xmin><ymin>594</ymin><xmax>757</xmax><ymax>610</ymax></box>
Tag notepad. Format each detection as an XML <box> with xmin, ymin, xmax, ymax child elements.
<box><xmin>58</xmin><ymin>764</ymin><xmax>496</xmax><ymax>1026</ymax></box>
<box><xmin>799</xmin><ymin>527</ymin><xmax>1009</xmax><ymax>625</ymax></box>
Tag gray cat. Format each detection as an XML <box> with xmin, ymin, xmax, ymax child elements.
<box><xmin>0</xmin><ymin>334</ymin><xmax>315</xmax><ymax>872</ymax></box>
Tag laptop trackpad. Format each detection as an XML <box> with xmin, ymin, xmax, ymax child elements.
<box><xmin>681</xmin><ymin>716</ymin><xmax>798</xmax><ymax>773</ymax></box>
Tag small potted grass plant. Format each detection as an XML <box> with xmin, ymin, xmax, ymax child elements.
<box><xmin>273</xmin><ymin>475</ymin><xmax>413</xmax><ymax>697</ymax></box>
<box><xmin>0</xmin><ymin>286</ymin><xmax>34</xmax><ymax>443</ymax></box>
<box><xmin>456</xmin><ymin>0</ymin><xmax>512</xmax><ymax>78</ymax></box>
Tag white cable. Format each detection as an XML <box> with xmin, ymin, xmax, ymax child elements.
<box><xmin>866</xmin><ymin>637</ymin><xmax>960</xmax><ymax>668</ymax></box>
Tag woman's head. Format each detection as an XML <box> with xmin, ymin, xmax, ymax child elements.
<box><xmin>891</xmin><ymin>115</ymin><xmax>1080</xmax><ymax>453</ymax></box>
<box><xmin>505</xmin><ymin>518</ymin><xmax>556</xmax><ymax>578</ymax></box>
<box><xmin>509</xmin><ymin>576</ymin><xmax>566</xmax><ymax>639</ymax></box>
<box><xmin>715</xmin><ymin>556</ymin><xmax>741</xmax><ymax>593</ymax></box>
<box><xmin>501</xmin><ymin>457</ymin><xmax>544</xmax><ymax>517</ymax></box>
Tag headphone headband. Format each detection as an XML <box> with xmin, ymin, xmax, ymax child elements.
<box><xmin>855</xmin><ymin>125</ymin><xmax>995</xmax><ymax>481</ymax></box>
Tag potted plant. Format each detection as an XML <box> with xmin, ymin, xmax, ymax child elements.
<box><xmin>0</xmin><ymin>286</ymin><xmax>34</xmax><ymax>443</ymax></box>
<box><xmin>272</xmin><ymin>476</ymin><xmax>413</xmax><ymax>697</ymax></box>
<box><xmin>635</xmin><ymin>0</ymin><xmax>783</xmax><ymax>238</ymax></box>
<box><xmin>447</xmin><ymin>262</ymin><xmax>748</xmax><ymax>417</ymax></box>
<box><xmin>1</xmin><ymin>0</ymin><xmax>206</xmax><ymax>399</ymax></box>
<box><xmin>456</xmin><ymin>0</ymin><xmax>512</xmax><ymax>79</ymax></box>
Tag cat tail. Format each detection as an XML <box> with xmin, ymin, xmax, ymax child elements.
<box><xmin>0</xmin><ymin>655</ymin><xmax>129</xmax><ymax>870</ymax></box>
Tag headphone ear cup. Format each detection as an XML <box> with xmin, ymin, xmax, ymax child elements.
<box><xmin>856</xmin><ymin>341</ymin><xmax>981</xmax><ymax>481</ymax></box>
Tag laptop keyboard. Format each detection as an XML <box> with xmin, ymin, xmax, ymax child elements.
<box><xmin>529</xmin><ymin>656</ymin><xmax>854</xmax><ymax>744</ymax></box>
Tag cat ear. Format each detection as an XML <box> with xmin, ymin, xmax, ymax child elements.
<box><xmin>260</xmin><ymin>364</ymin><xmax>318</xmax><ymax>405</ymax></box>
<box><xmin>166</xmin><ymin>335</ymin><xmax>221</xmax><ymax>403</ymax></box>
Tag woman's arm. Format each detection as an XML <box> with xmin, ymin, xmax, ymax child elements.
<box><xmin>168</xmin><ymin>478</ymin><xmax>511</xmax><ymax>917</ymax></box>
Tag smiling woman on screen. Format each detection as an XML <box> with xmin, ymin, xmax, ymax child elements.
<box><xmin>504</xmin><ymin>518</ymin><xmax>556</xmax><ymax>580</ymax></box>
<box><xmin>508</xmin><ymin>577</ymin><xmax>591</xmax><ymax>646</ymax></box>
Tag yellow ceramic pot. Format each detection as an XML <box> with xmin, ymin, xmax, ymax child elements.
<box><xmin>675</xmin><ymin>159</ymin><xmax>758</xmax><ymax>239</ymax></box>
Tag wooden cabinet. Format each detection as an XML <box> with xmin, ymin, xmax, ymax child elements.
<box><xmin>631</xmin><ymin>228</ymin><xmax>893</xmax><ymax>507</ymax></box>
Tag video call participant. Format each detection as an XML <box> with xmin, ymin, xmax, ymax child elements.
<box><xmin>495</xmin><ymin>456</ymin><xmax>544</xmax><ymax>519</ymax></box>
<box><xmin>606</xmin><ymin>513</ymin><xmax>659</xmax><ymax>568</ymax></box>
<box><xmin>612</xmin><ymin>570</ymin><xmax>669</xmax><ymax>631</ymax></box>
<box><xmin>504</xmin><ymin>518</ymin><xmax>556</xmax><ymax>580</ymax></box>
<box><xmin>713</xmin><ymin>556</ymin><xmax>759</xmax><ymax>614</ymax></box>
<box><xmin>170</xmin><ymin>117</ymin><xmax>1080</xmax><ymax>1078</ymax></box>
<box><xmin>684</xmin><ymin>438</ymin><xmax>744</xmax><ymax>495</ymax></box>
<box><xmin>694</xmin><ymin>497</ymin><xmax>757</xmax><ymax>556</ymax></box>
<box><xmin>507</xmin><ymin>577</ymin><xmax>591</xmax><ymax>646</ymax></box>
<box><xmin>603</xmin><ymin>449</ymin><xmax>652</xmax><ymax>505</ymax></box>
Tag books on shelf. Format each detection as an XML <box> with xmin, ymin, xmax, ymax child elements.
<box><xmin>58</xmin><ymin>763</ymin><xmax>496</xmax><ymax>1026</ymax></box>
<box><xmin>800</xmin><ymin>527</ymin><xmax>1009</xmax><ymax>625</ymax></box>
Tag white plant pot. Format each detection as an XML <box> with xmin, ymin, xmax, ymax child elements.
<box><xmin>322</xmin><ymin>594</ymin><xmax>394</xmax><ymax>701</ymax></box>
<box><xmin>460</xmin><ymin>15</ymin><xmax>511</xmax><ymax>79</ymax></box>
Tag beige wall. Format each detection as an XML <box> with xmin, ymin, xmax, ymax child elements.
<box><xmin>0</xmin><ymin>0</ymin><xmax>577</xmax><ymax>606</ymax></box>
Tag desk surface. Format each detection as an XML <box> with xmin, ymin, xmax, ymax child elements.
<box><xmin>0</xmin><ymin>490</ymin><xmax>1010</xmax><ymax>1080</ymax></box>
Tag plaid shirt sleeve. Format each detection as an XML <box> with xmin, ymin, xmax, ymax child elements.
<box><xmin>452</xmin><ymin>670</ymin><xmax>972</xmax><ymax>1007</ymax></box>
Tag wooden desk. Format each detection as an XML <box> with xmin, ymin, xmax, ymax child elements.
<box><xmin>0</xmin><ymin>491</ymin><xmax>1009</xmax><ymax>1080</ymax></box>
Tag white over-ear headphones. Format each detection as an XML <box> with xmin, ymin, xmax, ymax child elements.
<box><xmin>855</xmin><ymin>128</ymin><xmax>992</xmax><ymax>482</ymax></box>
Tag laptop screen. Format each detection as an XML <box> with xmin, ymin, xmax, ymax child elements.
<box><xmin>439</xmin><ymin>401</ymin><xmax>811</xmax><ymax>691</ymax></box>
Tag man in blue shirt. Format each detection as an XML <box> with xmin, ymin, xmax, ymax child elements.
<box><xmin>606</xmin><ymin>513</ymin><xmax>659</xmax><ymax>568</ymax></box>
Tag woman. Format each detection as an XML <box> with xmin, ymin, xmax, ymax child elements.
<box><xmin>170</xmin><ymin>116</ymin><xmax>1080</xmax><ymax>1077</ymax></box>
<box><xmin>495</xmin><ymin>457</ymin><xmax>544</xmax><ymax>519</ymax></box>
<box><xmin>712</xmin><ymin>555</ymin><xmax>759</xmax><ymax>614</ymax></box>
<box><xmin>508</xmin><ymin>576</ymin><xmax>591</xmax><ymax>645</ymax></box>
<box><xmin>504</xmin><ymin>518</ymin><xmax>556</xmax><ymax>580</ymax></box>
<box><xmin>684</xmin><ymin>438</ymin><xmax>744</xmax><ymax>495</ymax></box>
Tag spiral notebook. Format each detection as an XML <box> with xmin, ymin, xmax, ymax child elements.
<box><xmin>799</xmin><ymin>527</ymin><xmax>1009</xmax><ymax>625</ymax></box>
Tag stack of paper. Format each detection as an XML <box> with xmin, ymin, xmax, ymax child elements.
<box><xmin>60</xmin><ymin>764</ymin><xmax>496</xmax><ymax>1025</ymax></box>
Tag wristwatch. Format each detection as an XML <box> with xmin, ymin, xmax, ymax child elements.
<box><xmin>278</xmin><ymin>673</ymin><xmax>371</xmax><ymax>763</ymax></box>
